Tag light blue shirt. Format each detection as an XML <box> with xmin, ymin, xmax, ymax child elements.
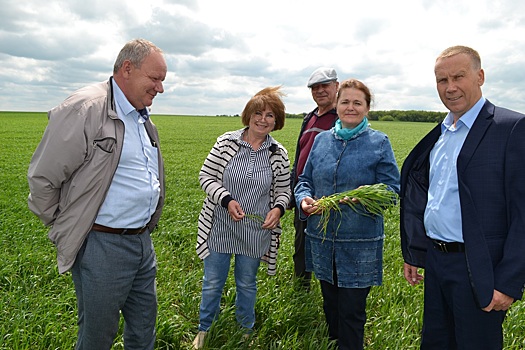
<box><xmin>95</xmin><ymin>80</ymin><xmax>160</xmax><ymax>228</ymax></box>
<box><xmin>424</xmin><ymin>97</ymin><xmax>485</xmax><ymax>242</ymax></box>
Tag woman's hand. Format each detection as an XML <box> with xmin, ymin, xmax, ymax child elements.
<box><xmin>262</xmin><ymin>207</ymin><xmax>281</xmax><ymax>230</ymax></box>
<box><xmin>340</xmin><ymin>185</ymin><xmax>362</xmax><ymax>204</ymax></box>
<box><xmin>340</xmin><ymin>196</ymin><xmax>359</xmax><ymax>204</ymax></box>
<box><xmin>227</xmin><ymin>200</ymin><xmax>245</xmax><ymax>221</ymax></box>
<box><xmin>301</xmin><ymin>197</ymin><xmax>320</xmax><ymax>215</ymax></box>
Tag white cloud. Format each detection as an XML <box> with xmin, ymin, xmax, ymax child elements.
<box><xmin>1</xmin><ymin>0</ymin><xmax>525</xmax><ymax>116</ymax></box>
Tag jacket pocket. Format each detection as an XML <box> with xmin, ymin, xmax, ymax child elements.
<box><xmin>93</xmin><ymin>137</ymin><xmax>116</xmax><ymax>153</ymax></box>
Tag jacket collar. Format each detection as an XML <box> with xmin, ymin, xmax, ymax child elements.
<box><xmin>106</xmin><ymin>77</ymin><xmax>119</xmax><ymax>120</ymax></box>
<box><xmin>457</xmin><ymin>99</ymin><xmax>494</xmax><ymax>174</ymax></box>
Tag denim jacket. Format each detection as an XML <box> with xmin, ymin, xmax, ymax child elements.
<box><xmin>294</xmin><ymin>126</ymin><xmax>400</xmax><ymax>287</ymax></box>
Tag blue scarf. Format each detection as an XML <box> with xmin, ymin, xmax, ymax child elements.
<box><xmin>334</xmin><ymin>117</ymin><xmax>368</xmax><ymax>140</ymax></box>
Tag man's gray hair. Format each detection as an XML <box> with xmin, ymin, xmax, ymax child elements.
<box><xmin>113</xmin><ymin>39</ymin><xmax>163</xmax><ymax>73</ymax></box>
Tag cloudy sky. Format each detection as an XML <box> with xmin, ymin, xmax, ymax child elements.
<box><xmin>1</xmin><ymin>0</ymin><xmax>525</xmax><ymax>116</ymax></box>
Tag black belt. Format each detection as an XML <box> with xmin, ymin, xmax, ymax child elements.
<box><xmin>432</xmin><ymin>239</ymin><xmax>465</xmax><ymax>253</ymax></box>
<box><xmin>92</xmin><ymin>223</ymin><xmax>148</xmax><ymax>235</ymax></box>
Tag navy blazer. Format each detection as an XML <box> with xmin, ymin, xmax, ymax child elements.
<box><xmin>400</xmin><ymin>99</ymin><xmax>525</xmax><ymax>308</ymax></box>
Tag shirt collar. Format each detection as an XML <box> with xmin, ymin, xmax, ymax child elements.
<box><xmin>230</xmin><ymin>127</ymin><xmax>273</xmax><ymax>148</ymax></box>
<box><xmin>111</xmin><ymin>78</ymin><xmax>149</xmax><ymax>122</ymax></box>
<box><xmin>442</xmin><ymin>96</ymin><xmax>485</xmax><ymax>131</ymax></box>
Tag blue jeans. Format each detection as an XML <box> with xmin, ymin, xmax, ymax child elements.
<box><xmin>198</xmin><ymin>250</ymin><xmax>261</xmax><ymax>331</ymax></box>
<box><xmin>71</xmin><ymin>230</ymin><xmax>157</xmax><ymax>350</ymax></box>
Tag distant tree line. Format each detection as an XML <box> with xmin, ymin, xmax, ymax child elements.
<box><xmin>285</xmin><ymin>110</ymin><xmax>446</xmax><ymax>123</ymax></box>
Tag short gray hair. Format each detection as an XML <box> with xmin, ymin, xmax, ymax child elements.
<box><xmin>113</xmin><ymin>39</ymin><xmax>163</xmax><ymax>73</ymax></box>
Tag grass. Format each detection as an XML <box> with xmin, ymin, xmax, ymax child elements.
<box><xmin>1</xmin><ymin>112</ymin><xmax>524</xmax><ymax>349</ymax></box>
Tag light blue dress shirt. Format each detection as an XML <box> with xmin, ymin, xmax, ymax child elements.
<box><xmin>424</xmin><ymin>97</ymin><xmax>485</xmax><ymax>242</ymax></box>
<box><xmin>95</xmin><ymin>79</ymin><xmax>160</xmax><ymax>228</ymax></box>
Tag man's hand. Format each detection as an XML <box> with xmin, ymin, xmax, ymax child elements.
<box><xmin>403</xmin><ymin>262</ymin><xmax>424</xmax><ymax>286</ymax></box>
<box><xmin>482</xmin><ymin>290</ymin><xmax>514</xmax><ymax>312</ymax></box>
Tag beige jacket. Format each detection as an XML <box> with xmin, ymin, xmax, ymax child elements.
<box><xmin>28</xmin><ymin>79</ymin><xmax>165</xmax><ymax>273</ymax></box>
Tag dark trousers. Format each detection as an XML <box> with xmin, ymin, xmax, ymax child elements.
<box><xmin>320</xmin><ymin>276</ymin><xmax>371</xmax><ymax>350</ymax></box>
<box><xmin>293</xmin><ymin>208</ymin><xmax>311</xmax><ymax>284</ymax></box>
<box><xmin>421</xmin><ymin>241</ymin><xmax>506</xmax><ymax>350</ymax></box>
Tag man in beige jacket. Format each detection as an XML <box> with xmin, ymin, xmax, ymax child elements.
<box><xmin>28</xmin><ymin>38</ymin><xmax>167</xmax><ymax>349</ymax></box>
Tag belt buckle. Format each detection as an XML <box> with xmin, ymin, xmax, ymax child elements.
<box><xmin>436</xmin><ymin>240</ymin><xmax>448</xmax><ymax>253</ymax></box>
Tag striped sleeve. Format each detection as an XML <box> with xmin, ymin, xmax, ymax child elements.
<box><xmin>261</xmin><ymin>141</ymin><xmax>291</xmax><ymax>275</ymax></box>
<box><xmin>199</xmin><ymin>141</ymin><xmax>233</xmax><ymax>205</ymax></box>
<box><xmin>196</xmin><ymin>133</ymin><xmax>240</xmax><ymax>260</ymax></box>
<box><xmin>270</xmin><ymin>143</ymin><xmax>291</xmax><ymax>213</ymax></box>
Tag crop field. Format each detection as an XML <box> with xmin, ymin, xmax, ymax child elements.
<box><xmin>1</xmin><ymin>112</ymin><xmax>524</xmax><ymax>349</ymax></box>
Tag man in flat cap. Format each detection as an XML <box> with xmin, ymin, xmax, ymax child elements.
<box><xmin>290</xmin><ymin>67</ymin><xmax>339</xmax><ymax>290</ymax></box>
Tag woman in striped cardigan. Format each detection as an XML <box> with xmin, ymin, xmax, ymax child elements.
<box><xmin>193</xmin><ymin>86</ymin><xmax>291</xmax><ymax>348</ymax></box>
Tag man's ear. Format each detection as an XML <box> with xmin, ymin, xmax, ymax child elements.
<box><xmin>478</xmin><ymin>68</ymin><xmax>485</xmax><ymax>87</ymax></box>
<box><xmin>122</xmin><ymin>60</ymin><xmax>133</xmax><ymax>77</ymax></box>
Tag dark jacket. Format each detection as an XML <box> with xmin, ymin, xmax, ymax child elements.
<box><xmin>400</xmin><ymin>99</ymin><xmax>525</xmax><ymax>308</ymax></box>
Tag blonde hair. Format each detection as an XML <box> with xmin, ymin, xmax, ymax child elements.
<box><xmin>241</xmin><ymin>86</ymin><xmax>286</xmax><ymax>130</ymax></box>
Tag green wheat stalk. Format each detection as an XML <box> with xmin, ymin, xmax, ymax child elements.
<box><xmin>313</xmin><ymin>183</ymin><xmax>398</xmax><ymax>236</ymax></box>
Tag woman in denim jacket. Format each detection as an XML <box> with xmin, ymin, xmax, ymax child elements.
<box><xmin>294</xmin><ymin>79</ymin><xmax>400</xmax><ymax>350</ymax></box>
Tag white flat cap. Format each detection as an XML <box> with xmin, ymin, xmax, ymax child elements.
<box><xmin>307</xmin><ymin>67</ymin><xmax>338</xmax><ymax>87</ymax></box>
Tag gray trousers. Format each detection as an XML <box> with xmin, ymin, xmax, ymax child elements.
<box><xmin>71</xmin><ymin>229</ymin><xmax>157</xmax><ymax>350</ymax></box>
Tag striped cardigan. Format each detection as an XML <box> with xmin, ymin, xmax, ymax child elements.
<box><xmin>196</xmin><ymin>128</ymin><xmax>291</xmax><ymax>275</ymax></box>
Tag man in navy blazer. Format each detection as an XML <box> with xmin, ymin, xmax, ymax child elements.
<box><xmin>400</xmin><ymin>45</ymin><xmax>525</xmax><ymax>349</ymax></box>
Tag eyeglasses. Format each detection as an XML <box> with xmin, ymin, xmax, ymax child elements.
<box><xmin>252</xmin><ymin>112</ymin><xmax>275</xmax><ymax>121</ymax></box>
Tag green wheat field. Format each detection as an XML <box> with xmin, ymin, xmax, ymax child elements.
<box><xmin>1</xmin><ymin>112</ymin><xmax>524</xmax><ymax>349</ymax></box>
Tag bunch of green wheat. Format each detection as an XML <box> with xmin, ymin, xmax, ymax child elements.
<box><xmin>313</xmin><ymin>183</ymin><xmax>398</xmax><ymax>235</ymax></box>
